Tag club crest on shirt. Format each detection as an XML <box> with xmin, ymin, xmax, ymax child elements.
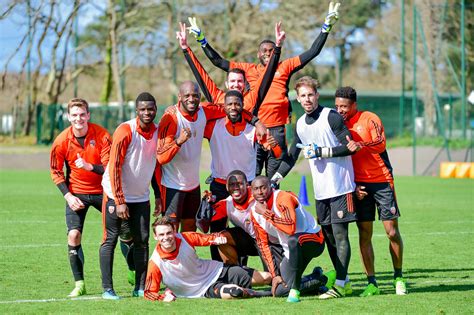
<box><xmin>108</xmin><ymin>206</ymin><xmax>115</xmax><ymax>214</ymax></box>
<box><xmin>356</xmin><ymin>125</ymin><xmax>364</xmax><ymax>133</ymax></box>
<box><xmin>337</xmin><ymin>211</ymin><xmax>344</xmax><ymax>219</ymax></box>
<box><xmin>90</xmin><ymin>140</ymin><xmax>96</xmax><ymax>147</ymax></box>
<box><xmin>390</xmin><ymin>207</ymin><xmax>397</xmax><ymax>215</ymax></box>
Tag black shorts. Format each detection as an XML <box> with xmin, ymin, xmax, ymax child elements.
<box><xmin>204</xmin><ymin>266</ymin><xmax>254</xmax><ymax>298</ymax></box>
<box><xmin>355</xmin><ymin>182</ymin><xmax>400</xmax><ymax>222</ymax></box>
<box><xmin>65</xmin><ymin>194</ymin><xmax>102</xmax><ymax>233</ymax></box>
<box><xmin>164</xmin><ymin>186</ymin><xmax>201</xmax><ymax>222</ymax></box>
<box><xmin>315</xmin><ymin>192</ymin><xmax>357</xmax><ymax>226</ymax></box>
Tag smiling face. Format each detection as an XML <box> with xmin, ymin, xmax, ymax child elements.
<box><xmin>224</xmin><ymin>95</ymin><xmax>243</xmax><ymax>123</ymax></box>
<box><xmin>258</xmin><ymin>42</ymin><xmax>275</xmax><ymax>66</ymax></box>
<box><xmin>296</xmin><ymin>85</ymin><xmax>320</xmax><ymax>114</ymax></box>
<box><xmin>136</xmin><ymin>101</ymin><xmax>157</xmax><ymax>127</ymax></box>
<box><xmin>226</xmin><ymin>174</ymin><xmax>248</xmax><ymax>204</ymax></box>
<box><xmin>153</xmin><ymin>224</ymin><xmax>176</xmax><ymax>252</ymax></box>
<box><xmin>251</xmin><ymin>177</ymin><xmax>272</xmax><ymax>204</ymax></box>
<box><xmin>335</xmin><ymin>97</ymin><xmax>357</xmax><ymax>122</ymax></box>
<box><xmin>67</xmin><ymin>105</ymin><xmax>90</xmax><ymax>137</ymax></box>
<box><xmin>225</xmin><ymin>72</ymin><xmax>245</xmax><ymax>93</ymax></box>
<box><xmin>178</xmin><ymin>81</ymin><xmax>201</xmax><ymax>115</ymax></box>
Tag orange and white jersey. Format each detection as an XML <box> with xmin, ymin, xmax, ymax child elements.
<box><xmin>346</xmin><ymin>110</ymin><xmax>394</xmax><ymax>183</ymax></box>
<box><xmin>50</xmin><ymin>123</ymin><xmax>111</xmax><ymax>194</ymax></box>
<box><xmin>209</xmin><ymin>118</ymin><xmax>257</xmax><ymax>182</ymax></box>
<box><xmin>223</xmin><ymin>193</ymin><xmax>256</xmax><ymax>238</ymax></box>
<box><xmin>160</xmin><ymin>106</ymin><xmax>206</xmax><ymax>191</ymax></box>
<box><xmin>102</xmin><ymin>118</ymin><xmax>158</xmax><ymax>204</ymax></box>
<box><xmin>145</xmin><ymin>232</ymin><xmax>224</xmax><ymax>300</ymax></box>
<box><xmin>297</xmin><ymin>107</ymin><xmax>355</xmax><ymax>200</ymax></box>
<box><xmin>251</xmin><ymin>190</ymin><xmax>320</xmax><ymax>276</ymax></box>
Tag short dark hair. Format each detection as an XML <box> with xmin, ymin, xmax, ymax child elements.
<box><xmin>225</xmin><ymin>90</ymin><xmax>243</xmax><ymax>103</ymax></box>
<box><xmin>252</xmin><ymin>175</ymin><xmax>270</xmax><ymax>187</ymax></box>
<box><xmin>227</xmin><ymin>68</ymin><xmax>246</xmax><ymax>80</ymax></box>
<box><xmin>135</xmin><ymin>92</ymin><xmax>156</xmax><ymax>108</ymax></box>
<box><xmin>227</xmin><ymin>170</ymin><xmax>248</xmax><ymax>184</ymax></box>
<box><xmin>152</xmin><ymin>216</ymin><xmax>174</xmax><ymax>231</ymax></box>
<box><xmin>259</xmin><ymin>39</ymin><xmax>275</xmax><ymax>49</ymax></box>
<box><xmin>335</xmin><ymin>86</ymin><xmax>357</xmax><ymax>102</ymax></box>
<box><xmin>67</xmin><ymin>98</ymin><xmax>89</xmax><ymax>113</ymax></box>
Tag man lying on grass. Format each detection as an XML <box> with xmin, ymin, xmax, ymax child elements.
<box><xmin>144</xmin><ymin>216</ymin><xmax>272</xmax><ymax>301</ymax></box>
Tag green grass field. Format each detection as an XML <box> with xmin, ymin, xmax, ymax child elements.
<box><xmin>0</xmin><ymin>170</ymin><xmax>473</xmax><ymax>314</ymax></box>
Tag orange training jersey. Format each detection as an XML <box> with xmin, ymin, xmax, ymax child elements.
<box><xmin>184</xmin><ymin>47</ymin><xmax>271</xmax><ymax>115</ymax></box>
<box><xmin>346</xmin><ymin>110</ymin><xmax>394</xmax><ymax>183</ymax></box>
<box><xmin>50</xmin><ymin>123</ymin><xmax>111</xmax><ymax>195</ymax></box>
<box><xmin>230</xmin><ymin>56</ymin><xmax>302</xmax><ymax>127</ymax></box>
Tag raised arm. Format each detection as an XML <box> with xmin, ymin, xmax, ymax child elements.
<box><xmin>187</xmin><ymin>16</ymin><xmax>231</xmax><ymax>71</ymax></box>
<box><xmin>177</xmin><ymin>22</ymin><xmax>223</xmax><ymax>103</ymax></box>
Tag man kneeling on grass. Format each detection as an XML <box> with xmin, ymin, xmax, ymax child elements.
<box><xmin>144</xmin><ymin>216</ymin><xmax>272</xmax><ymax>301</ymax></box>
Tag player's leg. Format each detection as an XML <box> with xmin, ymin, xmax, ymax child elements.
<box><xmin>118</xmin><ymin>220</ymin><xmax>135</xmax><ymax>286</ymax></box>
<box><xmin>278</xmin><ymin>232</ymin><xmax>325</xmax><ymax>302</ymax></box>
<box><xmin>316</xmin><ymin>199</ymin><xmax>339</xmax><ymax>271</ymax></box>
<box><xmin>217</xmin><ymin>230</ymin><xmax>239</xmax><ymax>265</ymax></box>
<box><xmin>164</xmin><ymin>186</ymin><xmax>184</xmax><ymax>232</ymax></box>
<box><xmin>99</xmin><ymin>196</ymin><xmax>122</xmax><ymax>300</ymax></box>
<box><xmin>180</xmin><ymin>186</ymin><xmax>200</xmax><ymax>232</ymax></box>
<box><xmin>375</xmin><ymin>181</ymin><xmax>406</xmax><ymax>294</ymax></box>
<box><xmin>65</xmin><ymin>194</ymin><xmax>89</xmax><ymax>297</ymax></box>
<box><xmin>319</xmin><ymin>193</ymin><xmax>357</xmax><ymax>299</ymax></box>
<box><xmin>91</xmin><ymin>193</ymin><xmax>135</xmax><ymax>286</ymax></box>
<box><xmin>127</xmin><ymin>201</ymin><xmax>150</xmax><ymax>296</ymax></box>
<box><xmin>354</xmin><ymin>185</ymin><xmax>380</xmax><ymax>296</ymax></box>
<box><xmin>265</xmin><ymin>125</ymin><xmax>288</xmax><ymax>180</ymax></box>
<box><xmin>255</xmin><ymin>143</ymin><xmax>267</xmax><ymax>176</ymax></box>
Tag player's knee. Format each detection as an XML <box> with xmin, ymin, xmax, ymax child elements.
<box><xmin>385</xmin><ymin>228</ymin><xmax>400</xmax><ymax>241</ymax></box>
<box><xmin>220</xmin><ymin>284</ymin><xmax>244</xmax><ymax>299</ymax></box>
<box><xmin>68</xmin><ymin>229</ymin><xmax>82</xmax><ymax>244</ymax></box>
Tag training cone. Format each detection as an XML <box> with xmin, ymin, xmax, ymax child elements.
<box><xmin>298</xmin><ymin>175</ymin><xmax>310</xmax><ymax>206</ymax></box>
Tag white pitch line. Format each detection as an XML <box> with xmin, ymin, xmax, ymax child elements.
<box><xmin>1</xmin><ymin>278</ymin><xmax>472</xmax><ymax>305</ymax></box>
<box><xmin>0</xmin><ymin>296</ymin><xmax>102</xmax><ymax>304</ymax></box>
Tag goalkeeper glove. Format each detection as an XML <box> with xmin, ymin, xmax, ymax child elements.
<box><xmin>297</xmin><ymin>143</ymin><xmax>333</xmax><ymax>159</ymax></box>
<box><xmin>270</xmin><ymin>172</ymin><xmax>284</xmax><ymax>189</ymax></box>
<box><xmin>297</xmin><ymin>143</ymin><xmax>319</xmax><ymax>159</ymax></box>
<box><xmin>188</xmin><ymin>17</ymin><xmax>208</xmax><ymax>47</ymax></box>
<box><xmin>321</xmin><ymin>2</ymin><xmax>341</xmax><ymax>33</ymax></box>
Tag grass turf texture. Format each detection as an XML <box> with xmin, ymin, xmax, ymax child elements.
<box><xmin>0</xmin><ymin>170</ymin><xmax>473</xmax><ymax>314</ymax></box>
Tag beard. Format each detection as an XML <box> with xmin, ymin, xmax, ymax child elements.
<box><xmin>229</xmin><ymin>113</ymin><xmax>242</xmax><ymax>124</ymax></box>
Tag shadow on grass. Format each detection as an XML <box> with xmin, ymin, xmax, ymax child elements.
<box><xmin>350</xmin><ymin>268</ymin><xmax>474</xmax><ymax>282</ymax></box>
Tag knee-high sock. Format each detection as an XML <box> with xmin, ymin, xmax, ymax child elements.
<box><xmin>68</xmin><ymin>245</ymin><xmax>84</xmax><ymax>281</ymax></box>
<box><xmin>332</xmin><ymin>222</ymin><xmax>351</xmax><ymax>281</ymax></box>
<box><xmin>120</xmin><ymin>239</ymin><xmax>135</xmax><ymax>271</ymax></box>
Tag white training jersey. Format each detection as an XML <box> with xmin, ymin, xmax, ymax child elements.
<box><xmin>224</xmin><ymin>196</ymin><xmax>256</xmax><ymax>238</ymax></box>
<box><xmin>161</xmin><ymin>106</ymin><xmax>206</xmax><ymax>191</ymax></box>
<box><xmin>102</xmin><ymin>118</ymin><xmax>157</xmax><ymax>203</ymax></box>
<box><xmin>150</xmin><ymin>233</ymin><xmax>223</xmax><ymax>298</ymax></box>
<box><xmin>296</xmin><ymin>107</ymin><xmax>355</xmax><ymax>200</ymax></box>
<box><xmin>209</xmin><ymin>118</ymin><xmax>256</xmax><ymax>182</ymax></box>
<box><xmin>251</xmin><ymin>190</ymin><xmax>320</xmax><ymax>258</ymax></box>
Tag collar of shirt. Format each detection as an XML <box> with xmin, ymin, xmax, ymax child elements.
<box><xmin>224</xmin><ymin>116</ymin><xmax>246</xmax><ymax>136</ymax></box>
<box><xmin>177</xmin><ymin>102</ymin><xmax>200</xmax><ymax>122</ymax></box>
<box><xmin>232</xmin><ymin>189</ymin><xmax>253</xmax><ymax>210</ymax></box>
<box><xmin>346</xmin><ymin>110</ymin><xmax>362</xmax><ymax>128</ymax></box>
<box><xmin>155</xmin><ymin>237</ymin><xmax>182</xmax><ymax>260</ymax></box>
<box><xmin>135</xmin><ymin>117</ymin><xmax>157</xmax><ymax>139</ymax></box>
<box><xmin>66</xmin><ymin>123</ymin><xmax>94</xmax><ymax>144</ymax></box>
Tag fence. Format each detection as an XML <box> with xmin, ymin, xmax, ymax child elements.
<box><xmin>0</xmin><ymin>91</ymin><xmax>463</xmax><ymax>144</ymax></box>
